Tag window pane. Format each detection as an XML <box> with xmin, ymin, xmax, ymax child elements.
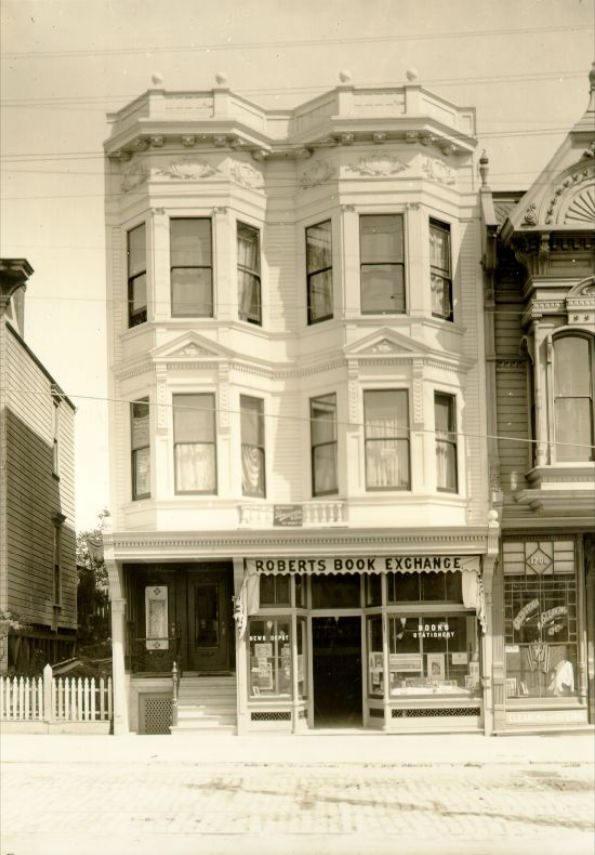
<box><xmin>435</xmin><ymin>395</ymin><xmax>453</xmax><ymax>433</ymax></box>
<box><xmin>311</xmin><ymin>395</ymin><xmax>337</xmax><ymax>444</ymax></box>
<box><xmin>133</xmin><ymin>447</ymin><xmax>150</xmax><ymax>498</ymax></box>
<box><xmin>555</xmin><ymin>399</ymin><xmax>593</xmax><ymax>461</ymax></box>
<box><xmin>360</xmin><ymin>215</ymin><xmax>403</xmax><ymax>263</ymax></box>
<box><xmin>238</xmin><ymin>271</ymin><xmax>261</xmax><ymax>323</ymax></box>
<box><xmin>554</xmin><ymin>337</ymin><xmax>590</xmax><ymax>397</ymax></box>
<box><xmin>431</xmin><ymin>273</ymin><xmax>452</xmax><ymax>318</ymax></box>
<box><xmin>237</xmin><ymin>223</ymin><xmax>260</xmax><ymax>273</ymax></box>
<box><xmin>311</xmin><ymin>574</ymin><xmax>360</xmax><ymax>608</ymax></box>
<box><xmin>248</xmin><ymin>618</ymin><xmax>291</xmax><ymax>697</ymax></box>
<box><xmin>173</xmin><ymin>395</ymin><xmax>215</xmax><ymax>442</ymax></box>
<box><xmin>171</xmin><ymin>219</ymin><xmax>211</xmax><ymax>267</ymax></box>
<box><xmin>308</xmin><ymin>269</ymin><xmax>333</xmax><ymax>321</ymax></box>
<box><xmin>131</xmin><ymin>400</ymin><xmax>150</xmax><ymax>449</ymax></box>
<box><xmin>365</xmin><ymin>390</ymin><xmax>409</xmax><ymax>435</ymax></box>
<box><xmin>130</xmin><ymin>274</ymin><xmax>147</xmax><ymax>313</ymax></box>
<box><xmin>361</xmin><ymin>265</ymin><xmax>405</xmax><ymax>313</ymax></box>
<box><xmin>366</xmin><ymin>439</ymin><xmax>410</xmax><ymax>489</ymax></box>
<box><xmin>437</xmin><ymin>441</ymin><xmax>458</xmax><ymax>490</ymax></box>
<box><xmin>174</xmin><ymin>443</ymin><xmax>216</xmax><ymax>491</ymax></box>
<box><xmin>128</xmin><ymin>224</ymin><xmax>146</xmax><ymax>276</ymax></box>
<box><xmin>313</xmin><ymin>444</ymin><xmax>338</xmax><ymax>494</ymax></box>
<box><xmin>430</xmin><ymin>223</ymin><xmax>450</xmax><ymax>273</ymax></box>
<box><xmin>241</xmin><ymin>397</ymin><xmax>264</xmax><ymax>445</ymax></box>
<box><xmin>171</xmin><ymin>268</ymin><xmax>212</xmax><ymax>316</ymax></box>
<box><xmin>306</xmin><ymin>220</ymin><xmax>332</xmax><ymax>272</ymax></box>
<box><xmin>242</xmin><ymin>446</ymin><xmax>265</xmax><ymax>496</ymax></box>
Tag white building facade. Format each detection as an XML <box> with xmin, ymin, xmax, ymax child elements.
<box><xmin>103</xmin><ymin>74</ymin><xmax>496</xmax><ymax>735</ymax></box>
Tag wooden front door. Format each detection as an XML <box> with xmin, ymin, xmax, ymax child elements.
<box><xmin>187</xmin><ymin>570</ymin><xmax>231</xmax><ymax>672</ymax></box>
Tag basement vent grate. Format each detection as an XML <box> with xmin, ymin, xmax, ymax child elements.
<box><xmin>392</xmin><ymin>707</ymin><xmax>481</xmax><ymax>718</ymax></box>
<box><xmin>139</xmin><ymin>694</ymin><xmax>172</xmax><ymax>734</ymax></box>
<box><xmin>369</xmin><ymin>708</ymin><xmax>385</xmax><ymax>718</ymax></box>
<box><xmin>251</xmin><ymin>711</ymin><xmax>291</xmax><ymax>722</ymax></box>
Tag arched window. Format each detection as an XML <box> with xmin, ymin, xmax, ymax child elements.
<box><xmin>553</xmin><ymin>334</ymin><xmax>595</xmax><ymax>462</ymax></box>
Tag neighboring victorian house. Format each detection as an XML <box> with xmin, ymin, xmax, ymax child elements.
<box><xmin>0</xmin><ymin>259</ymin><xmax>77</xmax><ymax>673</ymax></box>
<box><xmin>103</xmin><ymin>71</ymin><xmax>497</xmax><ymax>737</ymax></box>
<box><xmin>481</xmin><ymin>66</ymin><xmax>595</xmax><ymax>731</ymax></box>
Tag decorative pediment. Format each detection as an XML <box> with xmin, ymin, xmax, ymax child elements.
<box><xmin>150</xmin><ymin>332</ymin><xmax>232</xmax><ymax>363</ymax></box>
<box><xmin>344</xmin><ymin>328</ymin><xmax>432</xmax><ymax>359</ymax></box>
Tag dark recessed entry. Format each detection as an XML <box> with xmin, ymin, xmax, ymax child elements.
<box><xmin>312</xmin><ymin>616</ymin><xmax>362</xmax><ymax>727</ymax></box>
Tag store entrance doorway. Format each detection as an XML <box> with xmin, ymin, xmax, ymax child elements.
<box><xmin>312</xmin><ymin>616</ymin><xmax>362</xmax><ymax>727</ymax></box>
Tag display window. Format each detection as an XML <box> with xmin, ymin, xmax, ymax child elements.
<box><xmin>248</xmin><ymin>619</ymin><xmax>291</xmax><ymax>697</ymax></box>
<box><xmin>503</xmin><ymin>540</ymin><xmax>578</xmax><ymax>699</ymax></box>
<box><xmin>367</xmin><ymin>612</ymin><xmax>480</xmax><ymax>698</ymax></box>
<box><xmin>387</xmin><ymin>571</ymin><xmax>462</xmax><ymax>603</ymax></box>
<box><xmin>297</xmin><ymin>617</ymin><xmax>308</xmax><ymax>699</ymax></box>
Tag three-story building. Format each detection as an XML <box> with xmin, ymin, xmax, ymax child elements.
<box><xmin>103</xmin><ymin>72</ymin><xmax>496</xmax><ymax>735</ymax></box>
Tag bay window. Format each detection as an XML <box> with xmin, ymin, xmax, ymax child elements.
<box><xmin>435</xmin><ymin>392</ymin><xmax>458</xmax><ymax>492</ymax></box>
<box><xmin>170</xmin><ymin>218</ymin><xmax>213</xmax><ymax>317</ymax></box>
<box><xmin>173</xmin><ymin>393</ymin><xmax>216</xmax><ymax>493</ymax></box>
<box><xmin>306</xmin><ymin>220</ymin><xmax>333</xmax><ymax>324</ymax></box>
<box><xmin>360</xmin><ymin>214</ymin><xmax>405</xmax><ymax>314</ymax></box>
<box><xmin>310</xmin><ymin>393</ymin><xmax>338</xmax><ymax>496</ymax></box>
<box><xmin>364</xmin><ymin>389</ymin><xmax>410</xmax><ymax>490</ymax></box>
<box><xmin>127</xmin><ymin>223</ymin><xmax>147</xmax><ymax>327</ymax></box>
<box><xmin>553</xmin><ymin>334</ymin><xmax>595</xmax><ymax>461</ymax></box>
<box><xmin>241</xmin><ymin>395</ymin><xmax>266</xmax><ymax>497</ymax></box>
<box><xmin>237</xmin><ymin>222</ymin><xmax>261</xmax><ymax>324</ymax></box>
<box><xmin>131</xmin><ymin>397</ymin><xmax>150</xmax><ymax>500</ymax></box>
<box><xmin>430</xmin><ymin>219</ymin><xmax>453</xmax><ymax>320</ymax></box>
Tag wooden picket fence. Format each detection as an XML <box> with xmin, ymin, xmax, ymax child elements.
<box><xmin>0</xmin><ymin>664</ymin><xmax>112</xmax><ymax>724</ymax></box>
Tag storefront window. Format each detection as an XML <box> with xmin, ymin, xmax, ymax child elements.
<box><xmin>312</xmin><ymin>574</ymin><xmax>361</xmax><ymax>608</ymax></box>
<box><xmin>387</xmin><ymin>571</ymin><xmax>463</xmax><ymax>603</ymax></box>
<box><xmin>388</xmin><ymin>614</ymin><xmax>480</xmax><ymax>697</ymax></box>
<box><xmin>248</xmin><ymin>619</ymin><xmax>291</xmax><ymax>697</ymax></box>
<box><xmin>297</xmin><ymin>618</ymin><xmax>308</xmax><ymax>698</ymax></box>
<box><xmin>259</xmin><ymin>575</ymin><xmax>291</xmax><ymax>607</ymax></box>
<box><xmin>367</xmin><ymin>615</ymin><xmax>384</xmax><ymax>696</ymax></box>
<box><xmin>504</xmin><ymin>540</ymin><xmax>578</xmax><ymax>699</ymax></box>
<box><xmin>366</xmin><ymin>575</ymin><xmax>382</xmax><ymax>606</ymax></box>
<box><xmin>295</xmin><ymin>574</ymin><xmax>306</xmax><ymax>608</ymax></box>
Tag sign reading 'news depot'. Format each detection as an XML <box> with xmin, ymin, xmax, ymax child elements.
<box><xmin>245</xmin><ymin>555</ymin><xmax>481</xmax><ymax>574</ymax></box>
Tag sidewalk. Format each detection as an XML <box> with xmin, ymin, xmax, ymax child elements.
<box><xmin>2</xmin><ymin>729</ymin><xmax>594</xmax><ymax>766</ymax></box>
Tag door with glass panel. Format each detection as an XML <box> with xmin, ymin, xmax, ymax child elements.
<box><xmin>187</xmin><ymin>571</ymin><xmax>231</xmax><ymax>672</ymax></box>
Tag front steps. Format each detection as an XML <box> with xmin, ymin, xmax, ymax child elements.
<box><xmin>170</xmin><ymin>675</ymin><xmax>237</xmax><ymax>735</ymax></box>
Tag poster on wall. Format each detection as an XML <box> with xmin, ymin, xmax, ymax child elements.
<box><xmin>426</xmin><ymin>653</ymin><xmax>445</xmax><ymax>681</ymax></box>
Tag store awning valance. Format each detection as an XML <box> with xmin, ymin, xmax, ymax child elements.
<box><xmin>244</xmin><ymin>555</ymin><xmax>481</xmax><ymax>576</ymax></box>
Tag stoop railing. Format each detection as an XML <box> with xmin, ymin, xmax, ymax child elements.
<box><xmin>0</xmin><ymin>664</ymin><xmax>112</xmax><ymax>726</ymax></box>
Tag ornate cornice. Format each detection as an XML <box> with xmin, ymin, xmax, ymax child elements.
<box><xmin>105</xmin><ymin>526</ymin><xmax>493</xmax><ymax>558</ymax></box>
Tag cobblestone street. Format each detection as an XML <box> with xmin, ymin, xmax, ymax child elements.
<box><xmin>1</xmin><ymin>733</ymin><xmax>594</xmax><ymax>854</ymax></box>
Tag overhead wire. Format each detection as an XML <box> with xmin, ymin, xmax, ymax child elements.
<box><xmin>2</xmin><ymin>23</ymin><xmax>591</xmax><ymax>61</ymax></box>
<box><xmin>9</xmin><ymin>386</ymin><xmax>594</xmax><ymax>454</ymax></box>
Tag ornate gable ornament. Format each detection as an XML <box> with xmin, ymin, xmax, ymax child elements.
<box><xmin>541</xmin><ymin>163</ymin><xmax>595</xmax><ymax>226</ymax></box>
<box><xmin>150</xmin><ymin>331</ymin><xmax>232</xmax><ymax>364</ymax></box>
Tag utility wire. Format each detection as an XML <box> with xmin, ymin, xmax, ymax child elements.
<box><xmin>2</xmin><ymin>24</ymin><xmax>591</xmax><ymax>60</ymax></box>
<box><xmin>10</xmin><ymin>387</ymin><xmax>594</xmax><ymax>452</ymax></box>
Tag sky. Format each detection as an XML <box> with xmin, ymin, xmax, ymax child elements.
<box><xmin>1</xmin><ymin>0</ymin><xmax>593</xmax><ymax>531</ymax></box>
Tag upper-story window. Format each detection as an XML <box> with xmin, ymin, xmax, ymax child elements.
<box><xmin>237</xmin><ymin>222</ymin><xmax>261</xmax><ymax>325</ymax></box>
<box><xmin>173</xmin><ymin>393</ymin><xmax>217</xmax><ymax>493</ymax></box>
<box><xmin>364</xmin><ymin>390</ymin><xmax>410</xmax><ymax>490</ymax></box>
<box><xmin>170</xmin><ymin>218</ymin><xmax>213</xmax><ymax>317</ymax></box>
<box><xmin>306</xmin><ymin>220</ymin><xmax>333</xmax><ymax>324</ymax></box>
<box><xmin>310</xmin><ymin>394</ymin><xmax>338</xmax><ymax>496</ymax></box>
<box><xmin>127</xmin><ymin>223</ymin><xmax>147</xmax><ymax>327</ymax></box>
<box><xmin>553</xmin><ymin>334</ymin><xmax>595</xmax><ymax>462</ymax></box>
<box><xmin>435</xmin><ymin>392</ymin><xmax>458</xmax><ymax>492</ymax></box>
<box><xmin>360</xmin><ymin>215</ymin><xmax>405</xmax><ymax>314</ymax></box>
<box><xmin>131</xmin><ymin>397</ymin><xmax>150</xmax><ymax>500</ymax></box>
<box><xmin>241</xmin><ymin>395</ymin><xmax>266</xmax><ymax>497</ymax></box>
<box><xmin>430</xmin><ymin>219</ymin><xmax>453</xmax><ymax>321</ymax></box>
